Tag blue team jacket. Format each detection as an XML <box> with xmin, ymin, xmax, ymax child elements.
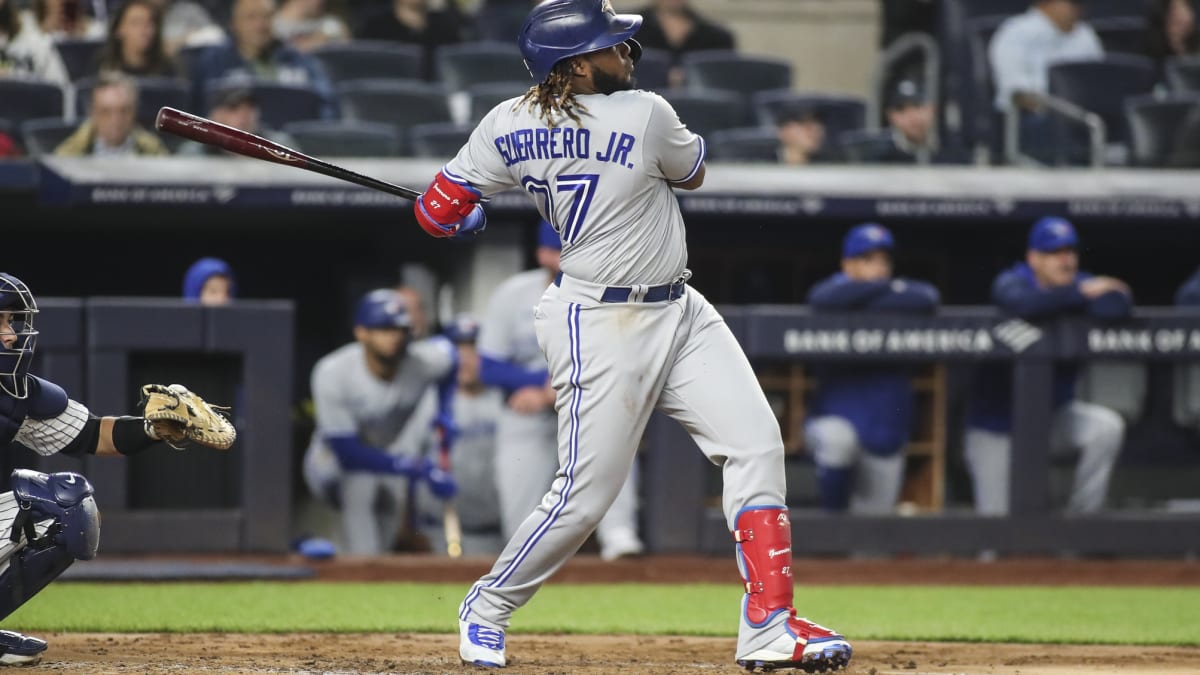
<box><xmin>967</xmin><ymin>262</ymin><xmax>1133</xmax><ymax>433</ymax></box>
<box><xmin>806</xmin><ymin>273</ymin><xmax>940</xmax><ymax>457</ymax></box>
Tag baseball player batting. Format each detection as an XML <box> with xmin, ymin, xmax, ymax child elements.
<box><xmin>0</xmin><ymin>272</ymin><xmax>234</xmax><ymax>665</ymax></box>
<box><xmin>409</xmin><ymin>0</ymin><xmax>852</xmax><ymax>671</ymax></box>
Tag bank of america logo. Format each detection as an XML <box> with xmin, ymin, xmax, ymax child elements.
<box><xmin>993</xmin><ymin>319</ymin><xmax>1043</xmax><ymax>353</ymax></box>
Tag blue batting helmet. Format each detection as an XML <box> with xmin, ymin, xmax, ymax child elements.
<box><xmin>519</xmin><ymin>0</ymin><xmax>643</xmax><ymax>82</ymax></box>
<box><xmin>0</xmin><ymin>273</ymin><xmax>38</xmax><ymax>400</ymax></box>
<box><xmin>443</xmin><ymin>314</ymin><xmax>480</xmax><ymax>344</ymax></box>
<box><xmin>354</xmin><ymin>289</ymin><xmax>411</xmax><ymax>330</ymax></box>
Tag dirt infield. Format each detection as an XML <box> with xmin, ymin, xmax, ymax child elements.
<box><xmin>34</xmin><ymin>555</ymin><xmax>1200</xmax><ymax>674</ymax></box>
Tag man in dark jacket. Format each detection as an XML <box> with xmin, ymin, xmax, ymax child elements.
<box><xmin>965</xmin><ymin>217</ymin><xmax>1130</xmax><ymax>515</ymax></box>
<box><xmin>804</xmin><ymin>223</ymin><xmax>940</xmax><ymax>513</ymax></box>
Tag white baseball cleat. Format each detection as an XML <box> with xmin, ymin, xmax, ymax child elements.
<box><xmin>459</xmin><ymin>620</ymin><xmax>506</xmax><ymax>668</ymax></box>
<box><xmin>0</xmin><ymin>630</ymin><xmax>47</xmax><ymax>666</ymax></box>
<box><xmin>736</xmin><ymin>616</ymin><xmax>852</xmax><ymax>672</ymax></box>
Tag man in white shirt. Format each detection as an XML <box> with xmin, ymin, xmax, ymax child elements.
<box><xmin>989</xmin><ymin>0</ymin><xmax>1103</xmax><ymax>163</ymax></box>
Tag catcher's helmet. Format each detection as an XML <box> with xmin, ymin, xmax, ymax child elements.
<box><xmin>354</xmin><ymin>289</ymin><xmax>411</xmax><ymax>330</ymax></box>
<box><xmin>519</xmin><ymin>0</ymin><xmax>643</xmax><ymax>82</ymax></box>
<box><xmin>0</xmin><ymin>273</ymin><xmax>38</xmax><ymax>400</ymax></box>
<box><xmin>443</xmin><ymin>314</ymin><xmax>480</xmax><ymax>344</ymax></box>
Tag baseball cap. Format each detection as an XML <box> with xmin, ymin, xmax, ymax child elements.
<box><xmin>842</xmin><ymin>223</ymin><xmax>895</xmax><ymax>258</ymax></box>
<box><xmin>444</xmin><ymin>313</ymin><xmax>480</xmax><ymax>343</ymax></box>
<box><xmin>887</xmin><ymin>79</ymin><xmax>928</xmax><ymax>110</ymax></box>
<box><xmin>1028</xmin><ymin>216</ymin><xmax>1079</xmax><ymax>252</ymax></box>
<box><xmin>537</xmin><ymin>219</ymin><xmax>562</xmax><ymax>250</ymax></box>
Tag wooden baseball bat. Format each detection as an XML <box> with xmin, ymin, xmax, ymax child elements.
<box><xmin>154</xmin><ymin>107</ymin><xmax>421</xmax><ymax>200</ymax></box>
<box><xmin>438</xmin><ymin>427</ymin><xmax>463</xmax><ymax>559</ymax></box>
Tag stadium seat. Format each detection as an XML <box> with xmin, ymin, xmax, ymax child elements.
<box><xmin>1091</xmin><ymin>16</ymin><xmax>1149</xmax><ymax>56</ymax></box>
<box><xmin>20</xmin><ymin>117</ymin><xmax>78</xmax><ymax>157</ymax></box>
<box><xmin>838</xmin><ymin>129</ymin><xmax>899</xmax><ymax>164</ymax></box>
<box><xmin>282</xmin><ymin>120</ymin><xmax>401</xmax><ymax>157</ymax></box>
<box><xmin>1167</xmin><ymin>56</ymin><xmax>1200</xmax><ymax>93</ymax></box>
<box><xmin>55</xmin><ymin>38</ymin><xmax>104</xmax><ymax>82</ymax></box>
<box><xmin>435</xmin><ymin>42</ymin><xmax>528</xmax><ymax>92</ymax></box>
<box><xmin>1048</xmin><ymin>55</ymin><xmax>1158</xmax><ymax>149</ymax></box>
<box><xmin>338</xmin><ymin>79</ymin><xmax>452</xmax><ymax>155</ymax></box>
<box><xmin>1124</xmin><ymin>94</ymin><xmax>1200</xmax><ymax>167</ymax></box>
<box><xmin>409</xmin><ymin>122</ymin><xmax>473</xmax><ymax>159</ymax></box>
<box><xmin>681</xmin><ymin>50</ymin><xmax>791</xmax><ymax>97</ymax></box>
<box><xmin>205</xmin><ymin>80</ymin><xmax>326</xmax><ymax>130</ymax></box>
<box><xmin>634</xmin><ymin>48</ymin><xmax>672</xmax><ymax>92</ymax></box>
<box><xmin>311</xmin><ymin>41</ymin><xmax>423</xmax><ymax>85</ymax></box>
<box><xmin>0</xmin><ymin>80</ymin><xmax>64</xmax><ymax>126</ymax></box>
<box><xmin>706</xmin><ymin>127</ymin><xmax>780</xmax><ymax>162</ymax></box>
<box><xmin>76</xmin><ymin>76</ymin><xmax>189</xmax><ymax>130</ymax></box>
<box><xmin>964</xmin><ymin>14</ymin><xmax>1010</xmax><ymax>158</ymax></box>
<box><xmin>466</xmin><ymin>81</ymin><xmax>529</xmax><ymax>123</ymax></box>
<box><xmin>660</xmin><ymin>89</ymin><xmax>747</xmax><ymax>139</ymax></box>
<box><xmin>752</xmin><ymin>91</ymin><xmax>867</xmax><ymax>143</ymax></box>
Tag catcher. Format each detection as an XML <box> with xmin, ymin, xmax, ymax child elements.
<box><xmin>0</xmin><ymin>272</ymin><xmax>235</xmax><ymax>665</ymax></box>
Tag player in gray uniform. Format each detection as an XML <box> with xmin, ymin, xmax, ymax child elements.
<box><xmin>410</xmin><ymin>1</ymin><xmax>852</xmax><ymax>671</ymax></box>
<box><xmin>480</xmin><ymin>219</ymin><xmax>643</xmax><ymax>561</ymax></box>
<box><xmin>303</xmin><ymin>288</ymin><xmax>458</xmax><ymax>555</ymax></box>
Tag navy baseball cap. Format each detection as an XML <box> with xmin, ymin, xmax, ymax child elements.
<box><xmin>354</xmin><ymin>289</ymin><xmax>410</xmax><ymax>329</ymax></box>
<box><xmin>537</xmin><ymin>219</ymin><xmax>562</xmax><ymax>250</ymax></box>
<box><xmin>444</xmin><ymin>313</ymin><xmax>480</xmax><ymax>343</ymax></box>
<box><xmin>842</xmin><ymin>223</ymin><xmax>894</xmax><ymax>258</ymax></box>
<box><xmin>1028</xmin><ymin>217</ymin><xmax>1079</xmax><ymax>252</ymax></box>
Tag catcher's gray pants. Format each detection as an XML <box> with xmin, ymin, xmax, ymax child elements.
<box><xmin>804</xmin><ymin>415</ymin><xmax>905</xmax><ymax>515</ymax></box>
<box><xmin>965</xmin><ymin>400</ymin><xmax>1124</xmax><ymax>515</ymax></box>
<box><xmin>460</xmin><ymin>281</ymin><xmax>786</xmax><ymax>629</ymax></box>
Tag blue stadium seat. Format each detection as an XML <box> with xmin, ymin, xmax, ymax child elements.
<box><xmin>20</xmin><ymin>117</ymin><xmax>78</xmax><ymax>157</ymax></box>
<box><xmin>1124</xmin><ymin>94</ymin><xmax>1200</xmax><ymax>167</ymax></box>
<box><xmin>435</xmin><ymin>42</ymin><xmax>529</xmax><ymax>92</ymax></box>
<box><xmin>311</xmin><ymin>41</ymin><xmax>423</xmax><ymax>85</ymax></box>
<box><xmin>1167</xmin><ymin>56</ymin><xmax>1200</xmax><ymax>93</ymax></box>
<box><xmin>0</xmin><ymin>80</ymin><xmax>64</xmax><ymax>126</ymax></box>
<box><xmin>634</xmin><ymin>48</ymin><xmax>671</xmax><ymax>92</ymax></box>
<box><xmin>282</xmin><ymin>120</ymin><xmax>401</xmax><ymax>157</ymax></box>
<box><xmin>466</xmin><ymin>81</ymin><xmax>529</xmax><ymax>123</ymax></box>
<box><xmin>76</xmin><ymin>76</ymin><xmax>189</xmax><ymax>130</ymax></box>
<box><xmin>55</xmin><ymin>38</ymin><xmax>104</xmax><ymax>83</ymax></box>
<box><xmin>707</xmin><ymin>127</ymin><xmax>780</xmax><ymax>163</ymax></box>
<box><xmin>681</xmin><ymin>50</ymin><xmax>791</xmax><ymax>97</ymax></box>
<box><xmin>1048</xmin><ymin>55</ymin><xmax>1158</xmax><ymax>148</ymax></box>
<box><xmin>337</xmin><ymin>79</ymin><xmax>452</xmax><ymax>155</ymax></box>
<box><xmin>660</xmin><ymin>89</ymin><xmax>747</xmax><ymax>139</ymax></box>
<box><xmin>409</xmin><ymin>122</ymin><xmax>473</xmax><ymax>159</ymax></box>
<box><xmin>205</xmin><ymin>80</ymin><xmax>326</xmax><ymax>129</ymax></box>
<box><xmin>752</xmin><ymin>91</ymin><xmax>867</xmax><ymax>143</ymax></box>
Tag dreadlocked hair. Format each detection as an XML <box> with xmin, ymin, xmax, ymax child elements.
<box><xmin>519</xmin><ymin>58</ymin><xmax>589</xmax><ymax>127</ymax></box>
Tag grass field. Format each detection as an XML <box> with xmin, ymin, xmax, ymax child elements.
<box><xmin>4</xmin><ymin>582</ymin><xmax>1198</xmax><ymax>646</ymax></box>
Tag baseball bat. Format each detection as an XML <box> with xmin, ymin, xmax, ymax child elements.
<box><xmin>438</xmin><ymin>427</ymin><xmax>464</xmax><ymax>559</ymax></box>
<box><xmin>154</xmin><ymin>107</ymin><xmax>421</xmax><ymax>201</ymax></box>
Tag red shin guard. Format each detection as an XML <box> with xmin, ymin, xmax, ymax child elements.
<box><xmin>733</xmin><ymin>506</ymin><xmax>796</xmax><ymax>627</ymax></box>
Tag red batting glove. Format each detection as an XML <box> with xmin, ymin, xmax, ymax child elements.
<box><xmin>414</xmin><ymin>170</ymin><xmax>482</xmax><ymax>238</ymax></box>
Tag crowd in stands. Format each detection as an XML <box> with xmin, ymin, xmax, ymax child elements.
<box><xmin>0</xmin><ymin>0</ymin><xmax>1197</xmax><ymax>167</ymax></box>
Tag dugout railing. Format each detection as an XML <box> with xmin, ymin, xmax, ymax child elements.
<box><xmin>643</xmin><ymin>307</ymin><xmax>1200</xmax><ymax>556</ymax></box>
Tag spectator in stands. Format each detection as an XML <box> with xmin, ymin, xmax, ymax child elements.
<box><xmin>153</xmin><ymin>0</ymin><xmax>225</xmax><ymax>57</ymax></box>
<box><xmin>54</xmin><ymin>73</ymin><xmax>169</xmax><ymax>156</ymax></box>
<box><xmin>634</xmin><ymin>0</ymin><xmax>735</xmax><ymax>87</ymax></box>
<box><xmin>190</xmin><ymin>0</ymin><xmax>336</xmax><ymax>118</ymax></box>
<box><xmin>273</xmin><ymin>0</ymin><xmax>348</xmax><ymax>53</ymax></box>
<box><xmin>182</xmin><ymin>257</ymin><xmax>237</xmax><ymax>306</ymax></box>
<box><xmin>989</xmin><ymin>0</ymin><xmax>1103</xmax><ymax>163</ymax></box>
<box><xmin>1176</xmin><ymin>267</ymin><xmax>1200</xmax><ymax>305</ymax></box>
<box><xmin>804</xmin><ymin>223</ymin><xmax>940</xmax><ymax>515</ymax></box>
<box><xmin>98</xmin><ymin>0</ymin><xmax>180</xmax><ymax>78</ymax></box>
<box><xmin>776</xmin><ymin>102</ymin><xmax>834</xmax><ymax>166</ymax></box>
<box><xmin>26</xmin><ymin>0</ymin><xmax>104</xmax><ymax>41</ymax></box>
<box><xmin>177</xmin><ymin>86</ymin><xmax>299</xmax><ymax>155</ymax></box>
<box><xmin>965</xmin><ymin>216</ymin><xmax>1130</xmax><ymax>516</ymax></box>
<box><xmin>355</xmin><ymin>0</ymin><xmax>462</xmax><ymax>81</ymax></box>
<box><xmin>0</xmin><ymin>0</ymin><xmax>70</xmax><ymax>87</ymax></box>
<box><xmin>1147</xmin><ymin>0</ymin><xmax>1198</xmax><ymax>79</ymax></box>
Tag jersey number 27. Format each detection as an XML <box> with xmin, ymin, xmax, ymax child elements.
<box><xmin>522</xmin><ymin>173</ymin><xmax>599</xmax><ymax>246</ymax></box>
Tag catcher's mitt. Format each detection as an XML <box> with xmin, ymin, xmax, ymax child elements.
<box><xmin>140</xmin><ymin>384</ymin><xmax>236</xmax><ymax>450</ymax></box>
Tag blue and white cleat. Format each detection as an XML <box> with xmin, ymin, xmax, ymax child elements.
<box><xmin>736</xmin><ymin>617</ymin><xmax>852</xmax><ymax>673</ymax></box>
<box><xmin>0</xmin><ymin>630</ymin><xmax>47</xmax><ymax>666</ymax></box>
<box><xmin>459</xmin><ymin>620</ymin><xmax>506</xmax><ymax>668</ymax></box>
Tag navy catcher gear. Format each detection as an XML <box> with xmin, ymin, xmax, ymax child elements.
<box><xmin>0</xmin><ymin>273</ymin><xmax>38</xmax><ymax>400</ymax></box>
<box><xmin>11</xmin><ymin>469</ymin><xmax>100</xmax><ymax>560</ymax></box>
<box><xmin>444</xmin><ymin>314</ymin><xmax>480</xmax><ymax>344</ymax></box>
<box><xmin>519</xmin><ymin>0</ymin><xmax>643</xmax><ymax>82</ymax></box>
<box><xmin>354</xmin><ymin>289</ymin><xmax>411</xmax><ymax>330</ymax></box>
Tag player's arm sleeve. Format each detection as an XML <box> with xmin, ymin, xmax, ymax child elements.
<box><xmin>807</xmin><ymin>276</ymin><xmax>891</xmax><ymax>310</ymax></box>
<box><xmin>14</xmin><ymin>400</ymin><xmax>90</xmax><ymax>457</ymax></box>
<box><xmin>642</xmin><ymin>93</ymin><xmax>706</xmax><ymax>184</ymax></box>
<box><xmin>992</xmin><ymin>269</ymin><xmax>1087</xmax><ymax>318</ymax></box>
<box><xmin>480</xmin><ymin>357</ymin><xmax>548</xmax><ymax>391</ymax></box>
<box><xmin>1175</xmin><ymin>269</ymin><xmax>1200</xmax><ymax>306</ymax></box>
<box><xmin>1087</xmin><ymin>288</ymin><xmax>1133</xmax><ymax>320</ymax></box>
<box><xmin>476</xmin><ymin>283</ymin><xmax>549</xmax><ymax>390</ymax></box>
<box><xmin>868</xmin><ymin>279</ymin><xmax>941</xmax><ymax>314</ymax></box>
<box><xmin>443</xmin><ymin>107</ymin><xmax>518</xmax><ymax>197</ymax></box>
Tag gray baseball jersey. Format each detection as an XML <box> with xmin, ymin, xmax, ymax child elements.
<box><xmin>478</xmin><ymin>268</ymin><xmax>550</xmax><ymax>371</ymax></box>
<box><xmin>445</xmin><ymin>90</ymin><xmax>703</xmax><ymax>286</ymax></box>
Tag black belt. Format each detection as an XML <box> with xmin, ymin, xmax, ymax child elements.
<box><xmin>554</xmin><ymin>272</ymin><xmax>688</xmax><ymax>303</ymax></box>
